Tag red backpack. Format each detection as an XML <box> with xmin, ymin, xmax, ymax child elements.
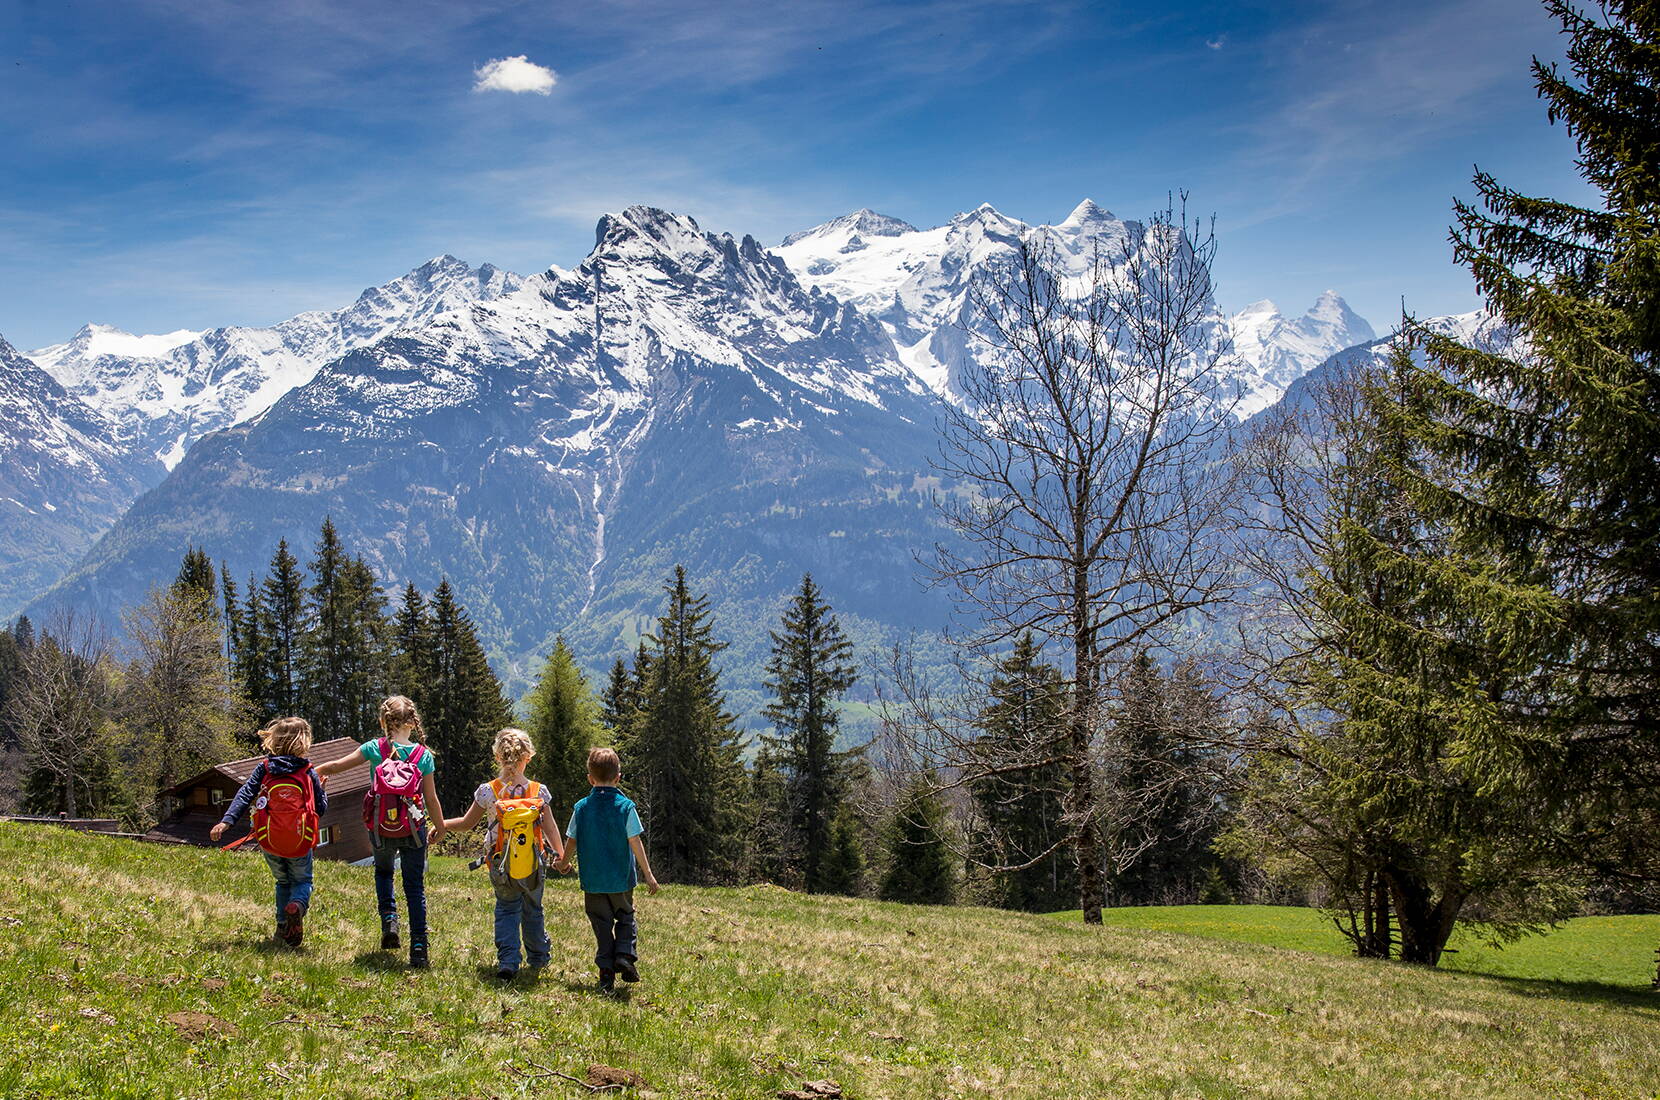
<box><xmin>251</xmin><ymin>763</ymin><xmax>319</xmax><ymax>859</ymax></box>
<box><xmin>362</xmin><ymin>737</ymin><xmax>429</xmax><ymax>845</ymax></box>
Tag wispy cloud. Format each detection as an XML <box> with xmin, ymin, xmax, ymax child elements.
<box><xmin>473</xmin><ymin>56</ymin><xmax>558</xmax><ymax>95</ymax></box>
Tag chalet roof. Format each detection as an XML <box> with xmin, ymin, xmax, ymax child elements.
<box><xmin>163</xmin><ymin>736</ymin><xmax>373</xmax><ymax>798</ymax></box>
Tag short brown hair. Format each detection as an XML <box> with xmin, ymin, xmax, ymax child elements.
<box><xmin>587</xmin><ymin>746</ymin><xmax>621</xmax><ymax>783</ymax></box>
<box><xmin>261</xmin><ymin>717</ymin><xmax>313</xmax><ymax>757</ymax></box>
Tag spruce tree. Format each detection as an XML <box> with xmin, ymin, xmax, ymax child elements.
<box><xmin>819</xmin><ymin>803</ymin><xmax>868</xmax><ymax>897</ymax></box>
<box><xmin>879</xmin><ymin>774</ymin><xmax>956</xmax><ymax>905</ymax></box>
<box><xmin>601</xmin><ymin>657</ymin><xmax>633</xmax><ymax>737</ymax></box>
<box><xmin>300</xmin><ymin>518</ymin><xmax>351</xmax><ymax>740</ymax></box>
<box><xmin>260</xmin><ymin>540</ymin><xmax>307</xmax><ymax>718</ymax></box>
<box><xmin>235</xmin><ymin>573</ymin><xmax>274</xmax><ymax>727</ymax></box>
<box><xmin>525</xmin><ymin>637</ymin><xmax>603</xmax><ymax>815</ymax></box>
<box><xmin>173</xmin><ymin>547</ymin><xmax>217</xmax><ymax>608</ymax></box>
<box><xmin>219</xmin><ymin>563</ymin><xmax>240</xmax><ymax>670</ymax></box>
<box><xmin>391</xmin><ymin>581</ymin><xmax>437</xmax><ymax>700</ymax></box>
<box><xmin>1108</xmin><ymin>655</ymin><xmax>1226</xmax><ymax>907</ymax></box>
<box><xmin>623</xmin><ymin>567</ymin><xmax>749</xmax><ymax>885</ymax></box>
<box><xmin>1396</xmin><ymin>0</ymin><xmax>1660</xmax><ymax>871</ymax></box>
<box><xmin>968</xmin><ymin>633</ymin><xmax>1074</xmax><ymax>912</ymax></box>
<box><xmin>761</xmin><ymin>574</ymin><xmax>860</xmax><ymax>893</ymax></box>
<box><xmin>427</xmin><ymin>579</ymin><xmax>513</xmax><ymax>812</ymax></box>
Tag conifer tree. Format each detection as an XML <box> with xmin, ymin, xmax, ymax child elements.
<box><xmin>300</xmin><ymin>518</ymin><xmax>351</xmax><ymax>740</ymax></box>
<box><xmin>623</xmin><ymin>567</ymin><xmax>749</xmax><ymax>885</ymax></box>
<box><xmin>173</xmin><ymin>547</ymin><xmax>217</xmax><ymax>608</ymax></box>
<box><xmin>391</xmin><ymin>582</ymin><xmax>437</xmax><ymax>700</ymax></box>
<box><xmin>1108</xmin><ymin>655</ymin><xmax>1228</xmax><ymax>907</ymax></box>
<box><xmin>601</xmin><ymin>657</ymin><xmax>633</xmax><ymax>737</ymax></box>
<box><xmin>219</xmin><ymin>563</ymin><xmax>240</xmax><ymax>670</ymax></box>
<box><xmin>968</xmin><ymin>633</ymin><xmax>1074</xmax><ymax>912</ymax></box>
<box><xmin>525</xmin><ymin>637</ymin><xmax>603</xmax><ymax>815</ymax></box>
<box><xmin>819</xmin><ymin>803</ymin><xmax>868</xmax><ymax>897</ymax></box>
<box><xmin>762</xmin><ymin>574</ymin><xmax>860</xmax><ymax>893</ymax></box>
<box><xmin>339</xmin><ymin>555</ymin><xmax>390</xmax><ymax>741</ymax></box>
<box><xmin>1389</xmin><ymin>0</ymin><xmax>1660</xmax><ymax>873</ymax></box>
<box><xmin>426</xmin><ymin>579</ymin><xmax>513</xmax><ymax>811</ymax></box>
<box><xmin>260</xmin><ymin>540</ymin><xmax>306</xmax><ymax>718</ymax></box>
<box><xmin>879</xmin><ymin>773</ymin><xmax>956</xmax><ymax>905</ymax></box>
<box><xmin>235</xmin><ymin>573</ymin><xmax>274</xmax><ymax>727</ymax></box>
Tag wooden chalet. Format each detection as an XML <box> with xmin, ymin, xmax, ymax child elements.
<box><xmin>147</xmin><ymin>737</ymin><xmax>375</xmax><ymax>862</ymax></box>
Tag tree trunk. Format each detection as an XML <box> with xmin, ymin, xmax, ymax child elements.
<box><xmin>1071</xmin><ymin>560</ymin><xmax>1103</xmax><ymax>924</ymax></box>
<box><xmin>1385</xmin><ymin>867</ymin><xmax>1460</xmax><ymax>966</ymax></box>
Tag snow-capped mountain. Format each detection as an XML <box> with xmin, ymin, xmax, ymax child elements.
<box><xmin>28</xmin><ymin>256</ymin><xmax>524</xmax><ymax>469</ymax></box>
<box><xmin>37</xmin><ymin>207</ymin><xmax>954</xmax><ymax>709</ymax></box>
<box><xmin>778</xmin><ymin>199</ymin><xmax>1145</xmax><ymax>398</ymax></box>
<box><xmin>0</xmin><ymin>333</ymin><xmax>162</xmax><ymax>617</ymax></box>
<box><xmin>777</xmin><ymin>199</ymin><xmax>1366</xmax><ymax>414</ymax></box>
<box><xmin>1227</xmin><ymin>292</ymin><xmax>1376</xmax><ymax>418</ymax></box>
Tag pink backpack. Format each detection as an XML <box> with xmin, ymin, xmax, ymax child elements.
<box><xmin>361</xmin><ymin>737</ymin><xmax>428</xmax><ymax>845</ymax></box>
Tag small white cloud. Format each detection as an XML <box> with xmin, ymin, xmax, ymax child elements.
<box><xmin>1206</xmin><ymin>36</ymin><xmax>1227</xmax><ymax>50</ymax></box>
<box><xmin>473</xmin><ymin>56</ymin><xmax>558</xmax><ymax>95</ymax></box>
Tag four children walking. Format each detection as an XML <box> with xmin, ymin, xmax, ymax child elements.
<box><xmin>223</xmin><ymin>695</ymin><xmax>657</xmax><ymax>993</ymax></box>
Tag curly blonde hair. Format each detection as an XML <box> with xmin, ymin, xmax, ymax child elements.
<box><xmin>378</xmin><ymin>695</ymin><xmax>425</xmax><ymax>743</ymax></box>
<box><xmin>260</xmin><ymin>716</ymin><xmax>313</xmax><ymax>757</ymax></box>
<box><xmin>493</xmin><ymin>727</ymin><xmax>535</xmax><ymax>767</ymax></box>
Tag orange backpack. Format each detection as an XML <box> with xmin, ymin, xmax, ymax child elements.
<box><xmin>490</xmin><ymin>779</ymin><xmax>545</xmax><ymax>881</ymax></box>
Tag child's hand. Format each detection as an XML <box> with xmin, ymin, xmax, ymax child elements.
<box><xmin>645</xmin><ymin>875</ymin><xmax>660</xmax><ymax>896</ymax></box>
<box><xmin>209</xmin><ymin>822</ymin><xmax>227</xmax><ymax>842</ymax></box>
<box><xmin>429</xmin><ymin>825</ymin><xmax>447</xmax><ymax>846</ymax></box>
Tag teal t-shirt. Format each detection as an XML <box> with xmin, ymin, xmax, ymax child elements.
<box><xmin>360</xmin><ymin>738</ymin><xmax>436</xmax><ymax>776</ymax></box>
<box><xmin>566</xmin><ymin>786</ymin><xmax>642</xmax><ymax>895</ymax></box>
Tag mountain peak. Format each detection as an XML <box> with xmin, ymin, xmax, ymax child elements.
<box><xmin>779</xmin><ymin>208</ymin><xmax>917</xmax><ymax>247</ymax></box>
<box><xmin>1060</xmin><ymin>198</ymin><xmax>1115</xmax><ymax>227</ymax></box>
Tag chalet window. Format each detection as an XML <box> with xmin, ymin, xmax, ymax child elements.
<box><xmin>211</xmin><ymin>788</ymin><xmax>228</xmax><ymax>805</ymax></box>
<box><xmin>317</xmin><ymin>826</ymin><xmax>334</xmax><ymax>847</ymax></box>
<box><xmin>189</xmin><ymin>788</ymin><xmax>209</xmax><ymax>808</ymax></box>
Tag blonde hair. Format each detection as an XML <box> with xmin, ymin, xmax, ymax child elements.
<box><xmin>588</xmin><ymin>746</ymin><xmax>621</xmax><ymax>783</ymax></box>
<box><xmin>261</xmin><ymin>717</ymin><xmax>313</xmax><ymax>757</ymax></box>
<box><xmin>493</xmin><ymin>727</ymin><xmax>535</xmax><ymax>767</ymax></box>
<box><xmin>378</xmin><ymin>695</ymin><xmax>425</xmax><ymax>743</ymax></box>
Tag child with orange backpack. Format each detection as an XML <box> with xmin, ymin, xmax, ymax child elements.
<box><xmin>210</xmin><ymin>717</ymin><xmax>327</xmax><ymax>947</ymax></box>
<box><xmin>442</xmin><ymin>728</ymin><xmax>566</xmax><ymax>981</ymax></box>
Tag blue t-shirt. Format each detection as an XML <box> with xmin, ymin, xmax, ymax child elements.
<box><xmin>566</xmin><ymin>786</ymin><xmax>643</xmax><ymax>895</ymax></box>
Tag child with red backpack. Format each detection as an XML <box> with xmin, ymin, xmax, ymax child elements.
<box><xmin>211</xmin><ymin>717</ymin><xmax>327</xmax><ymax>947</ymax></box>
<box><xmin>316</xmin><ymin>695</ymin><xmax>447</xmax><ymax>968</ymax></box>
<box><xmin>442</xmin><ymin>728</ymin><xmax>566</xmax><ymax>981</ymax></box>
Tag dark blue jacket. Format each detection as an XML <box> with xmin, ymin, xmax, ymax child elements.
<box><xmin>219</xmin><ymin>754</ymin><xmax>328</xmax><ymax>826</ymax></box>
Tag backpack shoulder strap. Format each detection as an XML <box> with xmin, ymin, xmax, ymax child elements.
<box><xmin>408</xmin><ymin>743</ymin><xmax>428</xmax><ymax>767</ymax></box>
<box><xmin>375</xmin><ymin>736</ymin><xmax>392</xmax><ymax>763</ymax></box>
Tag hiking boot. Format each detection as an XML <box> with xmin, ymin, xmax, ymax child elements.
<box><xmin>283</xmin><ymin>901</ymin><xmax>305</xmax><ymax>947</ymax></box>
<box><xmin>409</xmin><ymin>942</ymin><xmax>429</xmax><ymax>969</ymax></box>
<box><xmin>496</xmin><ymin>967</ymin><xmax>517</xmax><ymax>982</ymax></box>
<box><xmin>381</xmin><ymin>919</ymin><xmax>400</xmax><ymax>951</ymax></box>
<box><xmin>615</xmin><ymin>954</ymin><xmax>639</xmax><ymax>983</ymax></box>
<box><xmin>598</xmin><ymin>969</ymin><xmax>616</xmax><ymax>994</ymax></box>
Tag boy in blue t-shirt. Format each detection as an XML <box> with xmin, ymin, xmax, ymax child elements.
<box><xmin>554</xmin><ymin>747</ymin><xmax>659</xmax><ymax>994</ymax></box>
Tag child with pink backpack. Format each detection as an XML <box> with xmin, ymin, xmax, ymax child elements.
<box><xmin>211</xmin><ymin>717</ymin><xmax>327</xmax><ymax>947</ymax></box>
<box><xmin>317</xmin><ymin>695</ymin><xmax>447</xmax><ymax>967</ymax></box>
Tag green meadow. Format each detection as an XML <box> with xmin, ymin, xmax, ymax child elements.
<box><xmin>2</xmin><ymin>823</ymin><xmax>1657</xmax><ymax>1099</ymax></box>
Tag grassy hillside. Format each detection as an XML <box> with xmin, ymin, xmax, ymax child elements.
<box><xmin>1053</xmin><ymin>905</ymin><xmax>1660</xmax><ymax>989</ymax></box>
<box><xmin>1</xmin><ymin>824</ymin><xmax>1657</xmax><ymax>1099</ymax></box>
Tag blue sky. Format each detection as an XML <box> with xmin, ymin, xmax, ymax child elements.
<box><xmin>0</xmin><ymin>0</ymin><xmax>1592</xmax><ymax>349</ymax></box>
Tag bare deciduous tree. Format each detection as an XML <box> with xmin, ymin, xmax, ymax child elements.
<box><xmin>125</xmin><ymin>586</ymin><xmax>249</xmax><ymax>796</ymax></box>
<box><xmin>889</xmin><ymin>197</ymin><xmax>1242</xmax><ymax>923</ymax></box>
<box><xmin>10</xmin><ymin>611</ymin><xmax>116</xmax><ymax>818</ymax></box>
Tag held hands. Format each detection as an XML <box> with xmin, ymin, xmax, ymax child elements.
<box><xmin>209</xmin><ymin>822</ymin><xmax>227</xmax><ymax>842</ymax></box>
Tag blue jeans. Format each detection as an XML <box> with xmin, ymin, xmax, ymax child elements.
<box><xmin>263</xmin><ymin>853</ymin><xmax>314</xmax><ymax>927</ymax></box>
<box><xmin>584</xmin><ymin>890</ymin><xmax>636</xmax><ymax>970</ymax></box>
<box><xmin>373</xmin><ymin>836</ymin><xmax>428</xmax><ymax>945</ymax></box>
<box><xmin>493</xmin><ymin>879</ymin><xmax>550</xmax><ymax>971</ymax></box>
